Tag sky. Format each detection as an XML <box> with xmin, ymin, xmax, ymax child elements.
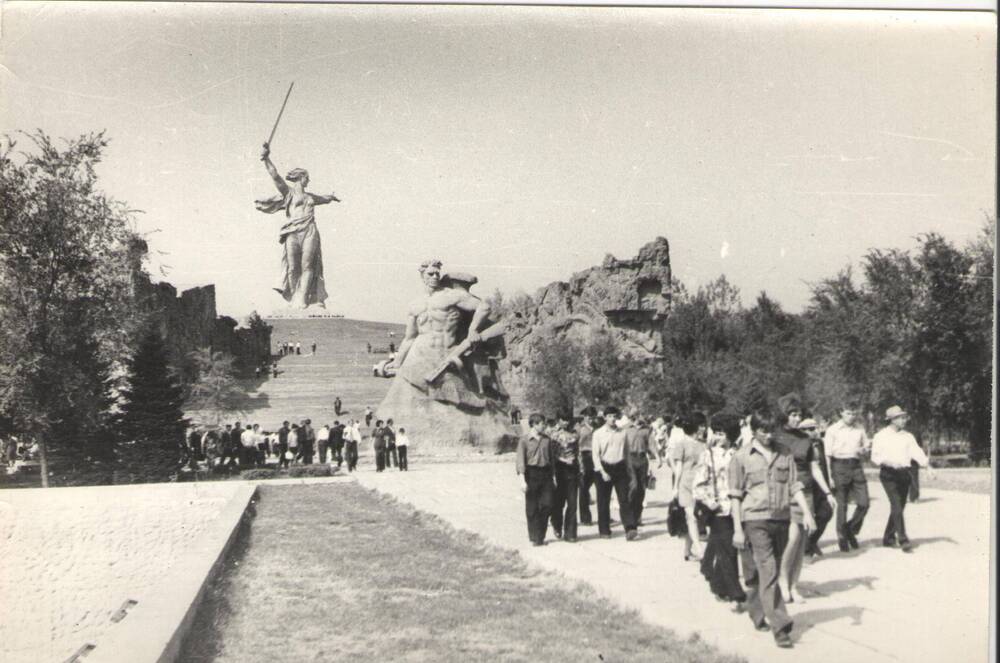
<box><xmin>1</xmin><ymin>2</ymin><xmax>995</xmax><ymax>323</ymax></box>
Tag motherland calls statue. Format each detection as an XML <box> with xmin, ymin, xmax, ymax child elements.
<box><xmin>254</xmin><ymin>143</ymin><xmax>340</xmax><ymax>309</ymax></box>
<box><xmin>378</xmin><ymin>260</ymin><xmax>516</xmax><ymax>451</ymax></box>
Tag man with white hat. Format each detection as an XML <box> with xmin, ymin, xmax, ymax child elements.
<box><xmin>871</xmin><ymin>406</ymin><xmax>935</xmax><ymax>553</ymax></box>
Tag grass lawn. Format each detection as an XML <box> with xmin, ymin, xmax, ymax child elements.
<box><xmin>181</xmin><ymin>483</ymin><xmax>745</xmax><ymax>663</ymax></box>
<box><xmin>918</xmin><ymin>467</ymin><xmax>993</xmax><ymax>495</ymax></box>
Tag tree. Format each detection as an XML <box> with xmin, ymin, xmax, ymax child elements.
<box><xmin>524</xmin><ymin>334</ymin><xmax>582</xmax><ymax>416</ymax></box>
<box><xmin>116</xmin><ymin>328</ymin><xmax>188</xmax><ymax>483</ymax></box>
<box><xmin>0</xmin><ymin>131</ymin><xmax>142</xmax><ymax>486</ymax></box>
<box><xmin>185</xmin><ymin>347</ymin><xmax>250</xmax><ymax>427</ymax></box>
<box><xmin>577</xmin><ymin>330</ymin><xmax>640</xmax><ymax>408</ymax></box>
<box><xmin>964</xmin><ymin>216</ymin><xmax>994</xmax><ymax>461</ymax></box>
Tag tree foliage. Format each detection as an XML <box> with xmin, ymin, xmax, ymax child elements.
<box><xmin>116</xmin><ymin>328</ymin><xmax>188</xmax><ymax>482</ymax></box>
<box><xmin>518</xmin><ymin>222</ymin><xmax>994</xmax><ymax>461</ymax></box>
<box><xmin>0</xmin><ymin>131</ymin><xmax>144</xmax><ymax>483</ymax></box>
<box><xmin>524</xmin><ymin>329</ymin><xmax>642</xmax><ymax>416</ymax></box>
<box><xmin>185</xmin><ymin>347</ymin><xmax>249</xmax><ymax>427</ymax></box>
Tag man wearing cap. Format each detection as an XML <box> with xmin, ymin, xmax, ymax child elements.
<box><xmin>824</xmin><ymin>401</ymin><xmax>871</xmax><ymax>552</ymax></box>
<box><xmin>871</xmin><ymin>406</ymin><xmax>935</xmax><ymax>552</ymax></box>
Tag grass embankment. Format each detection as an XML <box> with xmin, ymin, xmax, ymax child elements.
<box><xmin>918</xmin><ymin>468</ymin><xmax>993</xmax><ymax>495</ymax></box>
<box><xmin>182</xmin><ymin>483</ymin><xmax>744</xmax><ymax>663</ymax></box>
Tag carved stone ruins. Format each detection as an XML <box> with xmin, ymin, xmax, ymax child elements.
<box><xmin>500</xmin><ymin>237</ymin><xmax>672</xmax><ymax>401</ymax></box>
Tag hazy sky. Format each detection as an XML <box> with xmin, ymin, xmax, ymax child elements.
<box><xmin>2</xmin><ymin>3</ymin><xmax>995</xmax><ymax>322</ymax></box>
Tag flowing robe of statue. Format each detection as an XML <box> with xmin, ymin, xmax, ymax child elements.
<box><xmin>255</xmin><ymin>191</ymin><xmax>329</xmax><ymax>307</ymax></box>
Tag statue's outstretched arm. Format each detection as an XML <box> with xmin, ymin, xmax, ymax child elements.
<box><xmin>312</xmin><ymin>192</ymin><xmax>341</xmax><ymax>205</ymax></box>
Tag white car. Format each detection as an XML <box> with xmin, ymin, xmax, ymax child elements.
<box><xmin>372</xmin><ymin>358</ymin><xmax>397</xmax><ymax>378</ymax></box>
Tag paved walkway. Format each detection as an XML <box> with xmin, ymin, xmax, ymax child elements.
<box><xmin>355</xmin><ymin>462</ymin><xmax>991</xmax><ymax>663</ymax></box>
<box><xmin>0</xmin><ymin>482</ymin><xmax>248</xmax><ymax>663</ymax></box>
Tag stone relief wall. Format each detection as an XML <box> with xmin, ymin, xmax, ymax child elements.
<box><xmin>500</xmin><ymin>237</ymin><xmax>672</xmax><ymax>402</ymax></box>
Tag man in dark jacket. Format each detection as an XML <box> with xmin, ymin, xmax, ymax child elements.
<box><xmin>373</xmin><ymin>420</ymin><xmax>387</xmax><ymax>471</ymax></box>
<box><xmin>330</xmin><ymin>421</ymin><xmax>345</xmax><ymax>467</ymax></box>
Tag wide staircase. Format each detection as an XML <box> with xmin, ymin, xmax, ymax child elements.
<box><xmin>234</xmin><ymin>317</ymin><xmax>404</xmax><ymax>431</ymax></box>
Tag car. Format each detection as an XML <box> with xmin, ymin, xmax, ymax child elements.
<box><xmin>372</xmin><ymin>358</ymin><xmax>397</xmax><ymax>378</ymax></box>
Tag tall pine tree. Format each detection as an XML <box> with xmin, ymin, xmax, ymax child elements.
<box><xmin>117</xmin><ymin>328</ymin><xmax>188</xmax><ymax>483</ymax></box>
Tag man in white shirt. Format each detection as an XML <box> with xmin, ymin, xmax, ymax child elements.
<box><xmin>592</xmin><ymin>405</ymin><xmax>638</xmax><ymax>541</ymax></box>
<box><xmin>317</xmin><ymin>424</ymin><xmax>331</xmax><ymax>464</ymax></box>
<box><xmin>396</xmin><ymin>427</ymin><xmax>410</xmax><ymax>471</ymax></box>
<box><xmin>824</xmin><ymin>402</ymin><xmax>871</xmax><ymax>552</ymax></box>
<box><xmin>240</xmin><ymin>425</ymin><xmax>256</xmax><ymax>468</ymax></box>
<box><xmin>871</xmin><ymin>406</ymin><xmax>935</xmax><ymax>553</ymax></box>
<box><xmin>344</xmin><ymin>420</ymin><xmax>360</xmax><ymax>472</ymax></box>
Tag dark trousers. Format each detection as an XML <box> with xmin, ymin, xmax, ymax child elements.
<box><xmin>741</xmin><ymin>519</ymin><xmax>792</xmax><ymax>636</ymax></box>
<box><xmin>831</xmin><ymin>458</ymin><xmax>869</xmax><ymax>540</ymax></box>
<box><xmin>318</xmin><ymin>441</ymin><xmax>328</xmax><ymax>464</ymax></box>
<box><xmin>908</xmin><ymin>461</ymin><xmax>920</xmax><ymax>501</ymax></box>
<box><xmin>701</xmin><ymin>515</ymin><xmax>746</xmax><ymax>602</ymax></box>
<box><xmin>524</xmin><ymin>466</ymin><xmax>554</xmax><ymax>544</ymax></box>
<box><xmin>398</xmin><ymin>445</ymin><xmax>408</xmax><ymax>470</ymax></box>
<box><xmin>332</xmin><ymin>441</ymin><xmax>343</xmax><ymax>467</ymax></box>
<box><xmin>579</xmin><ymin>451</ymin><xmax>595</xmax><ymax>524</ymax></box>
<box><xmin>551</xmin><ymin>462</ymin><xmax>579</xmax><ymax>540</ymax></box>
<box><xmin>277</xmin><ymin>442</ymin><xmax>289</xmax><ymax>469</ymax></box>
<box><xmin>387</xmin><ymin>445</ymin><xmax>398</xmax><ymax>468</ymax></box>
<box><xmin>595</xmin><ymin>460</ymin><xmax>636</xmax><ymax>535</ymax></box>
<box><xmin>880</xmin><ymin>466</ymin><xmax>912</xmax><ymax>544</ymax></box>
<box><xmin>375</xmin><ymin>446</ymin><xmax>385</xmax><ymax>471</ymax></box>
<box><xmin>346</xmin><ymin>442</ymin><xmax>358</xmax><ymax>471</ymax></box>
<box><xmin>807</xmin><ymin>486</ymin><xmax>834</xmax><ymax>551</ymax></box>
<box><xmin>630</xmin><ymin>455</ymin><xmax>649</xmax><ymax>525</ymax></box>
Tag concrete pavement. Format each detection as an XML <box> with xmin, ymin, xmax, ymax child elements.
<box><xmin>355</xmin><ymin>461</ymin><xmax>990</xmax><ymax>663</ymax></box>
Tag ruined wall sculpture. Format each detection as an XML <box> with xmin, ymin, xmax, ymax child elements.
<box><xmin>500</xmin><ymin>237</ymin><xmax>672</xmax><ymax>402</ymax></box>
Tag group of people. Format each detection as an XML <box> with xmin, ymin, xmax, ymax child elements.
<box><xmin>2</xmin><ymin>435</ymin><xmax>38</xmax><ymax>470</ymax></box>
<box><xmin>514</xmin><ymin>397</ymin><xmax>934</xmax><ymax>649</ymax></box>
<box><xmin>371</xmin><ymin>419</ymin><xmax>410</xmax><ymax>472</ymax></box>
<box><xmin>186</xmin><ymin>419</ymin><xmax>364</xmax><ymax>472</ymax></box>
<box><xmin>277</xmin><ymin>340</ymin><xmax>317</xmax><ymax>356</ymax></box>
<box><xmin>185</xmin><ymin>413</ymin><xmax>415</xmax><ymax>475</ymax></box>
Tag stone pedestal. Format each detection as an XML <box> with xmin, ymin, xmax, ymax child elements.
<box><xmin>377</xmin><ymin>376</ymin><xmax>518</xmax><ymax>453</ymax></box>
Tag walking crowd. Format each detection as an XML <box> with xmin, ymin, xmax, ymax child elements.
<box><xmin>514</xmin><ymin>395</ymin><xmax>935</xmax><ymax>649</ymax></box>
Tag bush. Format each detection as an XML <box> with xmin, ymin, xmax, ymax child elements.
<box><xmin>287</xmin><ymin>464</ymin><xmax>335</xmax><ymax>478</ymax></box>
<box><xmin>241</xmin><ymin>468</ymin><xmax>278</xmax><ymax>480</ymax></box>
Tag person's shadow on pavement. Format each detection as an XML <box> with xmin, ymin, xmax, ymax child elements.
<box><xmin>791</xmin><ymin>605</ymin><xmax>865</xmax><ymax>643</ymax></box>
<box><xmin>798</xmin><ymin>575</ymin><xmax>877</xmax><ymax>598</ymax></box>
<box><xmin>903</xmin><ymin>535</ymin><xmax>957</xmax><ymax>548</ymax></box>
